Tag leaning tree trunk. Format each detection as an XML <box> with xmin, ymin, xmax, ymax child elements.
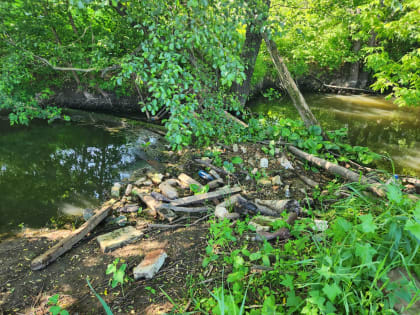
<box><xmin>263</xmin><ymin>34</ymin><xmax>320</xmax><ymax>128</ymax></box>
<box><xmin>232</xmin><ymin>0</ymin><xmax>271</xmax><ymax>105</ymax></box>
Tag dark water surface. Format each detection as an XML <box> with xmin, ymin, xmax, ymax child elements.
<box><xmin>250</xmin><ymin>93</ymin><xmax>420</xmax><ymax>177</ymax></box>
<box><xmin>0</xmin><ymin>118</ymin><xmax>146</xmax><ymax>234</ymax></box>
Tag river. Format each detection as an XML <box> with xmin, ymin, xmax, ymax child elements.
<box><xmin>0</xmin><ymin>116</ymin><xmax>155</xmax><ymax>235</ymax></box>
<box><xmin>249</xmin><ymin>93</ymin><xmax>420</xmax><ymax>177</ymax></box>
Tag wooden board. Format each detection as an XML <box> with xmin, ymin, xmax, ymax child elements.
<box><xmin>170</xmin><ymin>186</ymin><xmax>242</xmax><ymax>206</ymax></box>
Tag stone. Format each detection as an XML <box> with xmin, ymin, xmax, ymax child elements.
<box><xmin>232</xmin><ymin>143</ymin><xmax>239</xmax><ymax>152</ymax></box>
<box><xmin>134</xmin><ymin>177</ymin><xmax>147</xmax><ymax>186</ymax></box>
<box><xmin>133</xmin><ymin>249</ymin><xmax>168</xmax><ymax>280</ymax></box>
<box><xmin>178</xmin><ymin>173</ymin><xmax>202</xmax><ymax>190</ymax></box>
<box><xmin>143</xmin><ymin>180</ymin><xmax>153</xmax><ymax>186</ymax></box>
<box><xmin>122</xmin><ymin>204</ymin><xmax>139</xmax><ymax>213</ymax></box>
<box><xmin>260</xmin><ymin>158</ymin><xmax>269</xmax><ymax>168</ymax></box>
<box><xmin>271</xmin><ymin>175</ymin><xmax>283</xmax><ymax>186</ymax></box>
<box><xmin>125</xmin><ymin>184</ymin><xmax>133</xmax><ymax>196</ymax></box>
<box><xmin>111</xmin><ymin>183</ymin><xmax>122</xmax><ymax>198</ymax></box>
<box><xmin>97</xmin><ymin>226</ymin><xmax>143</xmax><ymax>253</ymax></box>
<box><xmin>313</xmin><ymin>220</ymin><xmax>328</xmax><ymax>232</ymax></box>
<box><xmin>275</xmin><ymin>148</ymin><xmax>281</xmax><ymax>155</ymax></box>
<box><xmin>147</xmin><ymin>172</ymin><xmax>164</xmax><ymax>185</ymax></box>
<box><xmin>209</xmin><ymin>169</ymin><xmax>221</xmax><ymax>179</ymax></box>
<box><xmin>215</xmin><ymin>206</ymin><xmax>240</xmax><ymax>220</ymax></box>
<box><xmin>249</xmin><ymin>216</ymin><xmax>278</xmax><ymax>232</ymax></box>
<box><xmin>83</xmin><ymin>208</ymin><xmax>94</xmax><ymax>221</ymax></box>
<box><xmin>257</xmin><ymin>178</ymin><xmax>271</xmax><ymax>186</ymax></box>
<box><xmin>159</xmin><ymin>180</ymin><xmax>179</xmax><ymax>199</ymax></box>
<box><xmin>279</xmin><ymin>156</ymin><xmax>294</xmax><ymax>170</ymax></box>
<box><xmin>240</xmin><ymin>146</ymin><xmax>247</xmax><ymax>154</ymax></box>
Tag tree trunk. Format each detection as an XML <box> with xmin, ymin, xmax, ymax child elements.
<box><xmin>263</xmin><ymin>35</ymin><xmax>320</xmax><ymax>128</ymax></box>
<box><xmin>232</xmin><ymin>0</ymin><xmax>271</xmax><ymax>105</ymax></box>
<box><xmin>42</xmin><ymin>88</ymin><xmax>141</xmax><ymax>114</ymax></box>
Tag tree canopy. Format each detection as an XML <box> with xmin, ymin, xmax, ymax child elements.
<box><xmin>1</xmin><ymin>0</ymin><xmax>419</xmax><ymax>148</ymax></box>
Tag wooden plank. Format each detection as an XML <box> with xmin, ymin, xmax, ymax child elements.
<box><xmin>31</xmin><ymin>201</ymin><xmax>115</xmax><ymax>270</ymax></box>
<box><xmin>170</xmin><ymin>186</ymin><xmax>242</xmax><ymax>206</ymax></box>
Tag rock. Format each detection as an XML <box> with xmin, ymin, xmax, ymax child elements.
<box><xmin>240</xmin><ymin>146</ymin><xmax>247</xmax><ymax>154</ymax></box>
<box><xmin>83</xmin><ymin>208</ymin><xmax>94</xmax><ymax>221</ymax></box>
<box><xmin>279</xmin><ymin>156</ymin><xmax>294</xmax><ymax>170</ymax></box>
<box><xmin>249</xmin><ymin>216</ymin><xmax>278</xmax><ymax>232</ymax></box>
<box><xmin>97</xmin><ymin>226</ymin><xmax>143</xmax><ymax>253</ymax></box>
<box><xmin>133</xmin><ymin>249</ymin><xmax>168</xmax><ymax>280</ymax></box>
<box><xmin>159</xmin><ymin>180</ymin><xmax>179</xmax><ymax>199</ymax></box>
<box><xmin>125</xmin><ymin>184</ymin><xmax>133</xmax><ymax>196</ymax></box>
<box><xmin>143</xmin><ymin>180</ymin><xmax>153</xmax><ymax>186</ymax></box>
<box><xmin>106</xmin><ymin>215</ymin><xmax>128</xmax><ymax>226</ymax></box>
<box><xmin>260</xmin><ymin>158</ymin><xmax>269</xmax><ymax>168</ymax></box>
<box><xmin>122</xmin><ymin>204</ymin><xmax>139</xmax><ymax>213</ymax></box>
<box><xmin>178</xmin><ymin>173</ymin><xmax>202</xmax><ymax>190</ymax></box>
<box><xmin>151</xmin><ymin>191</ymin><xmax>171</xmax><ymax>202</ymax></box>
<box><xmin>147</xmin><ymin>172</ymin><xmax>164</xmax><ymax>185</ymax></box>
<box><xmin>257</xmin><ymin>178</ymin><xmax>271</xmax><ymax>186</ymax></box>
<box><xmin>313</xmin><ymin>220</ymin><xmax>328</xmax><ymax>232</ymax></box>
<box><xmin>275</xmin><ymin>148</ymin><xmax>281</xmax><ymax>155</ymax></box>
<box><xmin>111</xmin><ymin>183</ymin><xmax>122</xmax><ymax>198</ymax></box>
<box><xmin>232</xmin><ymin>143</ymin><xmax>239</xmax><ymax>152</ymax></box>
<box><xmin>157</xmin><ymin>207</ymin><xmax>177</xmax><ymax>222</ymax></box>
<box><xmin>272</xmin><ymin>175</ymin><xmax>283</xmax><ymax>186</ymax></box>
<box><xmin>134</xmin><ymin>177</ymin><xmax>147</xmax><ymax>186</ymax></box>
<box><xmin>215</xmin><ymin>206</ymin><xmax>240</xmax><ymax>220</ymax></box>
<box><xmin>255</xmin><ymin>199</ymin><xmax>300</xmax><ymax>214</ymax></box>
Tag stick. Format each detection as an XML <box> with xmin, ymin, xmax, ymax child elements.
<box><xmin>170</xmin><ymin>186</ymin><xmax>242</xmax><ymax>206</ymax></box>
<box><xmin>159</xmin><ymin>204</ymin><xmax>211</xmax><ymax>213</ymax></box>
<box><xmin>288</xmin><ymin>146</ymin><xmax>386</xmax><ymax>197</ymax></box>
<box><xmin>31</xmin><ymin>202</ymin><xmax>114</xmax><ymax>270</ymax></box>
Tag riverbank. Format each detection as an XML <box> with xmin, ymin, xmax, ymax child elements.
<box><xmin>1</xmin><ymin>139</ymin><xmax>419</xmax><ymax>314</ymax></box>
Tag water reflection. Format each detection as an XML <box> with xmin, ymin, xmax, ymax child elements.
<box><xmin>249</xmin><ymin>93</ymin><xmax>420</xmax><ymax>176</ymax></box>
<box><xmin>0</xmin><ymin>119</ymin><xmax>143</xmax><ymax>233</ymax></box>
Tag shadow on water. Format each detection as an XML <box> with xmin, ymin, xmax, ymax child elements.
<box><xmin>249</xmin><ymin>93</ymin><xmax>420</xmax><ymax>177</ymax></box>
<box><xmin>0</xmin><ymin>118</ymin><xmax>148</xmax><ymax>233</ymax></box>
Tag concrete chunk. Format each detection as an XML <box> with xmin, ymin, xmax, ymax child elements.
<box><xmin>97</xmin><ymin>226</ymin><xmax>143</xmax><ymax>253</ymax></box>
<box><xmin>133</xmin><ymin>249</ymin><xmax>167</xmax><ymax>280</ymax></box>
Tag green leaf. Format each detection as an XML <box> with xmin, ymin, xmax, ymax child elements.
<box><xmin>249</xmin><ymin>252</ymin><xmax>262</xmax><ymax>261</ymax></box>
<box><xmin>286</xmin><ymin>290</ymin><xmax>303</xmax><ymax>307</ymax></box>
<box><xmin>49</xmin><ymin>306</ymin><xmax>62</xmax><ymax>315</ymax></box>
<box><xmin>405</xmin><ymin>220</ymin><xmax>420</xmax><ymax>241</ymax></box>
<box><xmin>355</xmin><ymin>242</ymin><xmax>377</xmax><ymax>265</ymax></box>
<box><xmin>322</xmin><ymin>283</ymin><xmax>341</xmax><ymax>302</ymax></box>
<box><xmin>231</xmin><ymin>156</ymin><xmax>243</xmax><ymax>164</ymax></box>
<box><xmin>281</xmin><ymin>274</ymin><xmax>294</xmax><ymax>289</ymax></box>
<box><xmin>261</xmin><ymin>295</ymin><xmax>277</xmax><ymax>314</ymax></box>
<box><xmin>48</xmin><ymin>294</ymin><xmax>60</xmax><ymax>305</ymax></box>
<box><xmin>358</xmin><ymin>214</ymin><xmax>377</xmax><ymax>233</ymax></box>
<box><xmin>387</xmin><ymin>184</ymin><xmax>403</xmax><ymax>204</ymax></box>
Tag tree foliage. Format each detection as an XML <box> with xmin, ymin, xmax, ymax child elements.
<box><xmin>255</xmin><ymin>0</ymin><xmax>420</xmax><ymax>106</ymax></box>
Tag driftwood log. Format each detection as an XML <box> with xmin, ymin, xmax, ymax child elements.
<box><xmin>170</xmin><ymin>186</ymin><xmax>242</xmax><ymax>206</ymax></box>
<box><xmin>289</xmin><ymin>146</ymin><xmax>386</xmax><ymax>197</ymax></box>
<box><xmin>31</xmin><ymin>201</ymin><xmax>115</xmax><ymax>270</ymax></box>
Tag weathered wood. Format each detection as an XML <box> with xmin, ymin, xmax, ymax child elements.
<box><xmin>289</xmin><ymin>145</ymin><xmax>386</xmax><ymax>197</ymax></box>
<box><xmin>170</xmin><ymin>186</ymin><xmax>242</xmax><ymax>206</ymax></box>
<box><xmin>298</xmin><ymin>174</ymin><xmax>319</xmax><ymax>188</ymax></box>
<box><xmin>178</xmin><ymin>173</ymin><xmax>202</xmax><ymax>190</ymax></box>
<box><xmin>31</xmin><ymin>201</ymin><xmax>115</xmax><ymax>270</ymax></box>
<box><xmin>264</xmin><ymin>34</ymin><xmax>320</xmax><ymax>128</ymax></box>
<box><xmin>255</xmin><ymin>212</ymin><xmax>298</xmax><ymax>241</ymax></box>
<box><xmin>159</xmin><ymin>204</ymin><xmax>211</xmax><ymax>213</ymax></box>
<box><xmin>208</xmin><ymin>178</ymin><xmax>224</xmax><ymax>189</ymax></box>
<box><xmin>323</xmin><ymin>84</ymin><xmax>373</xmax><ymax>94</ymax></box>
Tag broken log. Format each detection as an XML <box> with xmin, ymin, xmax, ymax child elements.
<box><xmin>288</xmin><ymin>146</ymin><xmax>386</xmax><ymax>197</ymax></box>
<box><xmin>139</xmin><ymin>194</ymin><xmax>176</xmax><ymax>221</ymax></box>
<box><xmin>298</xmin><ymin>174</ymin><xmax>319</xmax><ymax>188</ymax></box>
<box><xmin>255</xmin><ymin>212</ymin><xmax>298</xmax><ymax>241</ymax></box>
<box><xmin>170</xmin><ymin>186</ymin><xmax>242</xmax><ymax>206</ymax></box>
<box><xmin>159</xmin><ymin>204</ymin><xmax>211</xmax><ymax>213</ymax></box>
<box><xmin>178</xmin><ymin>173</ymin><xmax>202</xmax><ymax>190</ymax></box>
<box><xmin>31</xmin><ymin>201</ymin><xmax>115</xmax><ymax>270</ymax></box>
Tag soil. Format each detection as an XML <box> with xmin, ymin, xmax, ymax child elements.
<box><xmin>2</xmin><ymin>141</ymin><xmax>411</xmax><ymax>314</ymax></box>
